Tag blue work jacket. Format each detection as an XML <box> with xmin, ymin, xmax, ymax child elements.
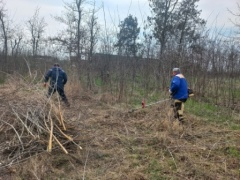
<box><xmin>170</xmin><ymin>73</ymin><xmax>188</xmax><ymax>100</ymax></box>
<box><xmin>44</xmin><ymin>67</ymin><xmax>67</xmax><ymax>88</ymax></box>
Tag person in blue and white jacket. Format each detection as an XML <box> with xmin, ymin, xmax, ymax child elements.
<box><xmin>44</xmin><ymin>63</ymin><xmax>70</xmax><ymax>106</ymax></box>
<box><xmin>169</xmin><ymin>68</ymin><xmax>188</xmax><ymax>123</ymax></box>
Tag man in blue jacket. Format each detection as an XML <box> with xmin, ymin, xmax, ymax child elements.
<box><xmin>169</xmin><ymin>68</ymin><xmax>188</xmax><ymax>123</ymax></box>
<box><xmin>44</xmin><ymin>63</ymin><xmax>70</xmax><ymax>106</ymax></box>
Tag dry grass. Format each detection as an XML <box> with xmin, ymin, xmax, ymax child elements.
<box><xmin>0</xmin><ymin>75</ymin><xmax>239</xmax><ymax>179</ymax></box>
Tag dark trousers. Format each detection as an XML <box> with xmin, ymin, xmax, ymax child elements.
<box><xmin>48</xmin><ymin>85</ymin><xmax>67</xmax><ymax>102</ymax></box>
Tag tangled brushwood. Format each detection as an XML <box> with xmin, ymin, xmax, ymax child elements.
<box><xmin>0</xmin><ymin>74</ymin><xmax>82</xmax><ymax>168</ymax></box>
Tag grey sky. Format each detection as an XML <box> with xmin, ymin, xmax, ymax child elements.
<box><xmin>4</xmin><ymin>0</ymin><xmax>239</xmax><ymax>36</ymax></box>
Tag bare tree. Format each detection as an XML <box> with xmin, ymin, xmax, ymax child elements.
<box><xmin>26</xmin><ymin>7</ymin><xmax>47</xmax><ymax>56</ymax></box>
<box><xmin>0</xmin><ymin>0</ymin><xmax>8</xmax><ymax>59</ymax></box>
<box><xmin>75</xmin><ymin>0</ymin><xmax>84</xmax><ymax>59</ymax></box>
<box><xmin>86</xmin><ymin>1</ymin><xmax>100</xmax><ymax>89</ymax></box>
<box><xmin>228</xmin><ymin>3</ymin><xmax>240</xmax><ymax>33</ymax></box>
<box><xmin>10</xmin><ymin>25</ymin><xmax>23</xmax><ymax>57</ymax></box>
<box><xmin>52</xmin><ymin>0</ymin><xmax>87</xmax><ymax>62</ymax></box>
<box><xmin>174</xmin><ymin>0</ymin><xmax>206</xmax><ymax>54</ymax></box>
<box><xmin>147</xmin><ymin>0</ymin><xmax>178</xmax><ymax>89</ymax></box>
<box><xmin>51</xmin><ymin>9</ymin><xmax>76</xmax><ymax>58</ymax></box>
<box><xmin>87</xmin><ymin>2</ymin><xmax>99</xmax><ymax>62</ymax></box>
<box><xmin>148</xmin><ymin>0</ymin><xmax>178</xmax><ymax>55</ymax></box>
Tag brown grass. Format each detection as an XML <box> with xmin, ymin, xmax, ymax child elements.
<box><xmin>0</xmin><ymin>75</ymin><xmax>239</xmax><ymax>179</ymax></box>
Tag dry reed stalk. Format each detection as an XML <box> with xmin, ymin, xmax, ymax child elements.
<box><xmin>57</xmin><ymin>96</ymin><xmax>66</xmax><ymax>131</ymax></box>
<box><xmin>59</xmin><ymin>110</ymin><xmax>66</xmax><ymax>131</ymax></box>
<box><xmin>55</xmin><ymin>125</ymin><xmax>73</xmax><ymax>141</ymax></box>
<box><xmin>51</xmin><ymin>103</ymin><xmax>62</xmax><ymax>126</ymax></box>
<box><xmin>46</xmin><ymin>103</ymin><xmax>53</xmax><ymax>152</ymax></box>
<box><xmin>47</xmin><ymin>117</ymin><xmax>53</xmax><ymax>153</ymax></box>
<box><xmin>53</xmin><ymin>135</ymin><xmax>68</xmax><ymax>154</ymax></box>
<box><xmin>52</xmin><ymin>101</ymin><xmax>66</xmax><ymax>130</ymax></box>
<box><xmin>44</xmin><ymin>104</ymin><xmax>69</xmax><ymax>154</ymax></box>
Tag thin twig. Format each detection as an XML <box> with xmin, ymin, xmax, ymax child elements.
<box><xmin>166</xmin><ymin>146</ymin><xmax>177</xmax><ymax>169</ymax></box>
<box><xmin>0</xmin><ymin>119</ymin><xmax>24</xmax><ymax>151</ymax></box>
<box><xmin>11</xmin><ymin>106</ymin><xmax>35</xmax><ymax>138</ymax></box>
<box><xmin>23</xmin><ymin>57</ymin><xmax>32</xmax><ymax>77</ymax></box>
<box><xmin>82</xmin><ymin>149</ymin><xmax>90</xmax><ymax>180</ymax></box>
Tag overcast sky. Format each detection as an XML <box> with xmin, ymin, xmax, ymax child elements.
<box><xmin>4</xmin><ymin>0</ymin><xmax>239</xmax><ymax>36</ymax></box>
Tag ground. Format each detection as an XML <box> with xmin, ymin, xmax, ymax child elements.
<box><xmin>0</xmin><ymin>79</ymin><xmax>239</xmax><ymax>180</ymax></box>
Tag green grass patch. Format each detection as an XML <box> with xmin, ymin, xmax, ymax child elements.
<box><xmin>146</xmin><ymin>159</ymin><xmax>167</xmax><ymax>180</ymax></box>
<box><xmin>95</xmin><ymin>77</ymin><xmax>103</xmax><ymax>87</ymax></box>
<box><xmin>147</xmin><ymin>93</ymin><xmax>163</xmax><ymax>103</ymax></box>
<box><xmin>0</xmin><ymin>76</ymin><xmax>6</xmax><ymax>84</ymax></box>
<box><xmin>127</xmin><ymin>87</ymin><xmax>165</xmax><ymax>108</ymax></box>
<box><xmin>233</xmin><ymin>89</ymin><xmax>240</xmax><ymax>99</ymax></box>
<box><xmin>226</xmin><ymin>147</ymin><xmax>240</xmax><ymax>159</ymax></box>
<box><xmin>129</xmin><ymin>97</ymin><xmax>143</xmax><ymax>107</ymax></box>
<box><xmin>185</xmin><ymin>98</ymin><xmax>234</xmax><ymax>123</ymax></box>
<box><xmin>230</xmin><ymin>124</ymin><xmax>240</xmax><ymax>130</ymax></box>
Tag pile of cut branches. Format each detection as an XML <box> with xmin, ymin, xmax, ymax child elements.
<box><xmin>0</xmin><ymin>74</ymin><xmax>82</xmax><ymax>168</ymax></box>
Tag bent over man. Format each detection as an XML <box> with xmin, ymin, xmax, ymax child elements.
<box><xmin>44</xmin><ymin>63</ymin><xmax>70</xmax><ymax>106</ymax></box>
<box><xmin>169</xmin><ymin>68</ymin><xmax>188</xmax><ymax>123</ymax></box>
